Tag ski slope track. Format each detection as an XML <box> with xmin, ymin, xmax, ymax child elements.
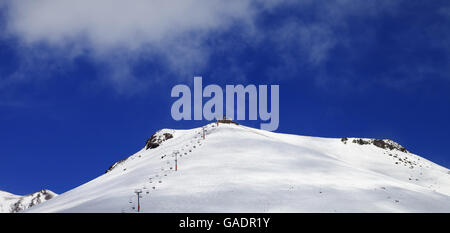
<box><xmin>26</xmin><ymin>123</ymin><xmax>450</xmax><ymax>212</ymax></box>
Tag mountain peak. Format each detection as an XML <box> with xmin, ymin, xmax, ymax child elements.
<box><xmin>0</xmin><ymin>189</ymin><xmax>57</xmax><ymax>213</ymax></box>
<box><xmin>27</xmin><ymin>123</ymin><xmax>450</xmax><ymax>212</ymax></box>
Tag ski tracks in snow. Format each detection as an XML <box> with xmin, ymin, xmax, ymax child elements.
<box><xmin>124</xmin><ymin>124</ymin><xmax>218</xmax><ymax>212</ymax></box>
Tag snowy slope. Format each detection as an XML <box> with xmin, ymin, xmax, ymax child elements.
<box><xmin>26</xmin><ymin>123</ymin><xmax>450</xmax><ymax>213</ymax></box>
<box><xmin>0</xmin><ymin>189</ymin><xmax>57</xmax><ymax>213</ymax></box>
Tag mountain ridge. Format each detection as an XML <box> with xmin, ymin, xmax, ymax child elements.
<box><xmin>25</xmin><ymin>123</ymin><xmax>450</xmax><ymax>212</ymax></box>
<box><xmin>0</xmin><ymin>189</ymin><xmax>57</xmax><ymax>213</ymax></box>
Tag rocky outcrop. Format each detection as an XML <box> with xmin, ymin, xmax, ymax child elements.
<box><xmin>105</xmin><ymin>157</ymin><xmax>128</xmax><ymax>173</ymax></box>
<box><xmin>105</xmin><ymin>129</ymin><xmax>174</xmax><ymax>173</ymax></box>
<box><xmin>0</xmin><ymin>189</ymin><xmax>57</xmax><ymax>213</ymax></box>
<box><xmin>342</xmin><ymin>137</ymin><xmax>409</xmax><ymax>153</ymax></box>
<box><xmin>145</xmin><ymin>130</ymin><xmax>174</xmax><ymax>150</ymax></box>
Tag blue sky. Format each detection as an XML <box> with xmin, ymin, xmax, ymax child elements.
<box><xmin>1</xmin><ymin>0</ymin><xmax>450</xmax><ymax>195</ymax></box>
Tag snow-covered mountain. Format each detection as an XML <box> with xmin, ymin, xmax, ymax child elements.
<box><xmin>26</xmin><ymin>123</ymin><xmax>450</xmax><ymax>213</ymax></box>
<box><xmin>0</xmin><ymin>189</ymin><xmax>57</xmax><ymax>213</ymax></box>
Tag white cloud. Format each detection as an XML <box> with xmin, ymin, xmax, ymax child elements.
<box><xmin>6</xmin><ymin>0</ymin><xmax>255</xmax><ymax>49</ymax></box>
<box><xmin>3</xmin><ymin>0</ymin><xmax>268</xmax><ymax>93</ymax></box>
<box><xmin>1</xmin><ymin>0</ymin><xmax>410</xmax><ymax>93</ymax></box>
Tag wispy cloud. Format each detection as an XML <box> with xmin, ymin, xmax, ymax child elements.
<box><xmin>2</xmin><ymin>0</ymin><xmax>266</xmax><ymax>93</ymax></box>
<box><xmin>1</xmin><ymin>0</ymin><xmax>448</xmax><ymax>95</ymax></box>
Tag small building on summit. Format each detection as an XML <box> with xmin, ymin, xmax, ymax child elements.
<box><xmin>217</xmin><ymin>115</ymin><xmax>238</xmax><ymax>125</ymax></box>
